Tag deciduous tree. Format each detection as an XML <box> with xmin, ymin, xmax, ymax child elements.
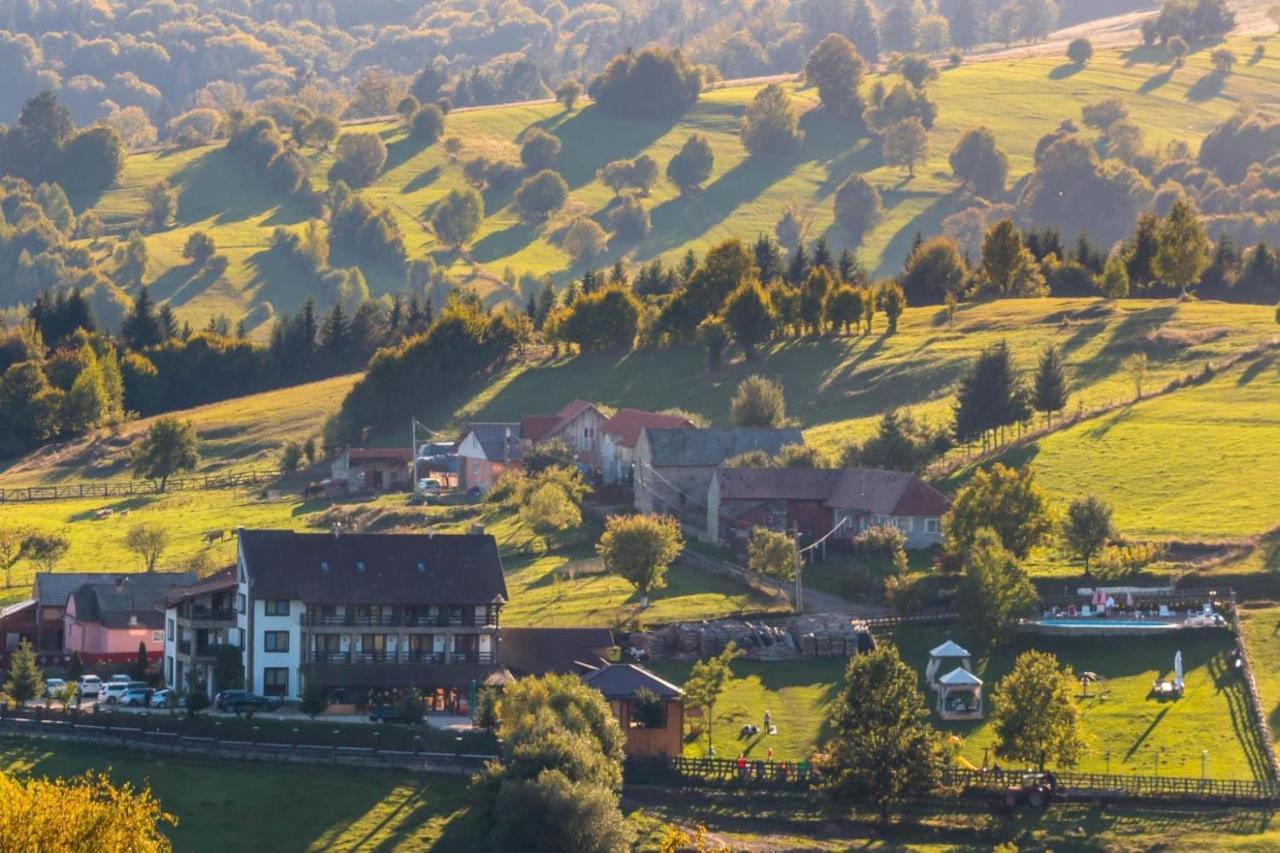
<box><xmin>431</xmin><ymin>188</ymin><xmax>484</xmax><ymax>250</ymax></box>
<box><xmin>131</xmin><ymin>416</ymin><xmax>200</xmax><ymax>491</ymax></box>
<box><xmin>1063</xmin><ymin>495</ymin><xmax>1114</xmax><ymax>575</ymax></box>
<box><xmin>993</xmin><ymin>650</ymin><xmax>1087</xmax><ymax>770</ymax></box>
<box><xmin>741</xmin><ymin>84</ymin><xmax>802</xmax><ymax>158</ymax></box>
<box><xmin>833</xmin><ymin>175</ymin><xmax>882</xmax><ymax>243</ymax></box>
<box><xmin>666</xmin><ymin>134</ymin><xmax>714</xmax><ymax>195</ymax></box>
<box><xmin>596</xmin><ymin>513</ymin><xmax>684</xmax><ymax>603</ymax></box>
<box><xmin>818</xmin><ymin>643</ymin><xmax>943</xmax><ymax>824</ymax></box>
<box><xmin>682</xmin><ymin>642</ymin><xmax>740</xmax><ymax>756</ymax></box>
<box><xmin>955</xmin><ymin>527</ymin><xmax>1038</xmax><ymax>651</ymax></box>
<box><xmin>1154</xmin><ymin>199</ymin><xmax>1211</xmax><ymax>296</ymax></box>
<box><xmin>124</xmin><ymin>523</ymin><xmax>170</xmax><ymax>573</ymax></box>
<box><xmin>943</xmin><ymin>463</ymin><xmax>1055</xmax><ymax>559</ymax></box>
<box><xmin>949</xmin><ymin>126</ymin><xmax>1008</xmax><ymax>198</ymax></box>
<box><xmin>730</xmin><ymin>374</ymin><xmax>786</xmax><ymax>427</ymax></box>
<box><xmin>20</xmin><ymin>532</ymin><xmax>69</xmax><ymax>574</ymax></box>
<box><xmin>803</xmin><ymin>34</ymin><xmax>867</xmax><ymax>119</ymax></box>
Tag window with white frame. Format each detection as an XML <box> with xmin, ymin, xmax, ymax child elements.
<box><xmin>152</xmin><ymin>630</ymin><xmax>164</xmax><ymax>643</ymax></box>
<box><xmin>925</xmin><ymin>518</ymin><xmax>940</xmax><ymax>534</ymax></box>
<box><xmin>265</xmin><ymin>599</ymin><xmax>290</xmax><ymax>616</ymax></box>
<box><xmin>263</xmin><ymin>667</ymin><xmax>288</xmax><ymax>697</ymax></box>
<box><xmin>264</xmin><ymin>631</ymin><xmax>290</xmax><ymax>652</ymax></box>
<box><xmin>166</xmin><ymin>618</ymin><xmax>174</xmax><ymax>641</ymax></box>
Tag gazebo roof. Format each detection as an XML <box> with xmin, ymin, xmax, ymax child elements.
<box><xmin>939</xmin><ymin>667</ymin><xmax>983</xmax><ymax>686</ymax></box>
<box><xmin>929</xmin><ymin>640</ymin><xmax>971</xmax><ymax>659</ymax></box>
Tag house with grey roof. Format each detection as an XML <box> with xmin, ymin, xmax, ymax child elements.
<box><xmin>455</xmin><ymin>422</ymin><xmax>522</xmax><ymax>492</ymax></box>
<box><xmin>632</xmin><ymin>427</ymin><xmax>804</xmax><ymax>534</ymax></box>
<box><xmin>62</xmin><ymin>572</ymin><xmax>197</xmax><ymax>667</ymax></box>
<box><xmin>707</xmin><ymin>467</ymin><xmax>951</xmax><ymax>550</ymax></box>
<box><xmin>582</xmin><ymin>663</ymin><xmax>685</xmax><ymax>757</ymax></box>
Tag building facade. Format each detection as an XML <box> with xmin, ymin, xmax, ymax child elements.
<box><xmin>162</xmin><ymin>568</ymin><xmax>238</xmax><ymax>697</ymax></box>
<box><xmin>234</xmin><ymin>528</ymin><xmax>508</xmax><ymax>713</ymax></box>
<box><xmin>63</xmin><ymin>573</ymin><xmax>197</xmax><ymax>667</ymax></box>
<box><xmin>456</xmin><ymin>423</ymin><xmax>522</xmax><ymax>493</ymax></box>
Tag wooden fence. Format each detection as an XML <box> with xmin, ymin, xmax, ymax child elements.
<box><xmin>1230</xmin><ymin>594</ymin><xmax>1280</xmax><ymax>781</ymax></box>
<box><xmin>625</xmin><ymin>755</ymin><xmax>1280</xmax><ymax>804</ymax></box>
<box><xmin>0</xmin><ymin>469</ymin><xmax>283</xmax><ymax>503</ymax></box>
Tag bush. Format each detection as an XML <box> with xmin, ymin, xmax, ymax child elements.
<box><xmin>410</xmin><ymin>104</ymin><xmax>445</xmax><ymax>143</ymax></box>
<box><xmin>562</xmin><ymin>218</ymin><xmax>609</xmax><ymax>262</ymax></box>
<box><xmin>514</xmin><ymin>170</ymin><xmax>569</xmax><ymax>223</ymax></box>
<box><xmin>833</xmin><ymin>175</ymin><xmax>882</xmax><ymax>243</ymax></box>
<box><xmin>520</xmin><ymin>128</ymin><xmax>561</xmax><ymax>172</ymax></box>
<box><xmin>430</xmin><ymin>188</ymin><xmax>484</xmax><ymax>250</ymax></box>
<box><xmin>730</xmin><ymin>374</ymin><xmax>785</xmax><ymax>427</ymax></box>
<box><xmin>666</xmin><ymin>134</ymin><xmax>714</xmax><ymax>194</ymax></box>
<box><xmin>607</xmin><ymin>195</ymin><xmax>650</xmax><ymax>242</ymax></box>
<box><xmin>589</xmin><ymin>46</ymin><xmax>702</xmax><ymax>118</ymax></box>
<box><xmin>328</xmin><ymin>132</ymin><xmax>387</xmax><ymax>188</ymax></box>
<box><xmin>1066</xmin><ymin>37</ymin><xmax>1093</xmax><ymax>65</ymax></box>
<box><xmin>740</xmin><ymin>83</ymin><xmax>801</xmax><ymax>158</ymax></box>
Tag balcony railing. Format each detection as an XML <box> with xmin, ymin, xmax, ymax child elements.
<box><xmin>187</xmin><ymin>606</ymin><xmax>235</xmax><ymax>621</ymax></box>
<box><xmin>176</xmin><ymin>641</ymin><xmax>219</xmax><ymax>658</ymax></box>
<box><xmin>299</xmin><ymin>611</ymin><xmax>497</xmax><ymax>628</ymax></box>
<box><xmin>304</xmin><ymin>650</ymin><xmax>494</xmax><ymax>666</ymax></box>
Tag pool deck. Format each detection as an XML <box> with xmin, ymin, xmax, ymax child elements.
<box><xmin>1021</xmin><ymin>615</ymin><xmax>1229</xmax><ymax>637</ymax></box>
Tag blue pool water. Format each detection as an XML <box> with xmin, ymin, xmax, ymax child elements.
<box><xmin>1036</xmin><ymin>618</ymin><xmax>1179</xmax><ymax>630</ymax></box>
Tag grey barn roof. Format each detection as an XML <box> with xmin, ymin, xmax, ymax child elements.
<box><xmin>582</xmin><ymin>663</ymin><xmax>684</xmax><ymax>699</ymax></box>
<box><xmin>501</xmin><ymin>627</ymin><xmax>615</xmax><ymax>677</ymax></box>
<box><xmin>69</xmin><ymin>572</ymin><xmax>198</xmax><ymax>630</ymax></box>
<box><xmin>642</xmin><ymin>427</ymin><xmax>804</xmax><ymax>467</ymax></box>
<box><xmin>34</xmin><ymin>572</ymin><xmax>121</xmax><ymax>608</ymax></box>
<box><xmin>238</xmin><ymin>529</ymin><xmax>508</xmax><ymax>606</ymax></box>
<box><xmin>460</xmin><ymin>423</ymin><xmax>523</xmax><ymax>462</ymax></box>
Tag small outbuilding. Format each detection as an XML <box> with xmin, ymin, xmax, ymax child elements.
<box><xmin>936</xmin><ymin>667</ymin><xmax>984</xmax><ymax>720</ymax></box>
<box><xmin>582</xmin><ymin>663</ymin><xmax>685</xmax><ymax>757</ymax></box>
<box><xmin>925</xmin><ymin>639</ymin><xmax>972</xmax><ymax>688</ymax></box>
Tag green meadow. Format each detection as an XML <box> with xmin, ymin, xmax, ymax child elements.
<box><xmin>652</xmin><ymin>625</ymin><xmax>1268</xmax><ymax>782</ymax></box>
<box><xmin>79</xmin><ymin>33</ymin><xmax>1280</xmax><ymax>332</ymax></box>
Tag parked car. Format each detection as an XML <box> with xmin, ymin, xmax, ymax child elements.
<box><xmin>104</xmin><ymin>680</ymin><xmax>149</xmax><ymax>704</ymax></box>
<box><xmin>108</xmin><ymin>674</ymin><xmax>131</xmax><ymax>685</ymax></box>
<box><xmin>76</xmin><ymin>675</ymin><xmax>103</xmax><ymax>698</ymax></box>
<box><xmin>214</xmin><ymin>690</ymin><xmax>281</xmax><ymax>714</ymax></box>
<box><xmin>416</xmin><ymin>478</ymin><xmax>442</xmax><ymax>496</ymax></box>
<box><xmin>43</xmin><ymin>678</ymin><xmax>67</xmax><ymax>699</ymax></box>
<box><xmin>368</xmin><ymin>704</ymin><xmax>417</xmax><ymax>724</ymax></box>
<box><xmin>149</xmin><ymin>689</ymin><xmax>185</xmax><ymax>709</ymax></box>
<box><xmin>121</xmin><ymin>687</ymin><xmax>154</xmax><ymax>707</ymax></box>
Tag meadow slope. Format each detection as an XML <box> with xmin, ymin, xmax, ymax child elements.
<box><xmin>79</xmin><ymin>32</ymin><xmax>1280</xmax><ymax>333</ymax></box>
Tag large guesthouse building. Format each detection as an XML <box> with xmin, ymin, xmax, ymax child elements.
<box><xmin>234</xmin><ymin>528</ymin><xmax>508</xmax><ymax>713</ymax></box>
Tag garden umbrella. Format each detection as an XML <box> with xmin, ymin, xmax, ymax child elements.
<box><xmin>1174</xmin><ymin>651</ymin><xmax>1184</xmax><ymax>690</ymax></box>
<box><xmin>1126</xmin><ymin>592</ymin><xmax>1135</xmax><ymax>609</ymax></box>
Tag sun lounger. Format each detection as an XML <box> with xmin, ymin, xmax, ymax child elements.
<box><xmin>1158</xmin><ymin>605</ymin><xmax>1171</xmax><ymax>618</ymax></box>
<box><xmin>1081</xmin><ymin>605</ymin><xmax>1092</xmax><ymax>617</ymax></box>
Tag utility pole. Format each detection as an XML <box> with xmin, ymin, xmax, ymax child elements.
<box><xmin>793</xmin><ymin>531</ymin><xmax>803</xmax><ymax>614</ymax></box>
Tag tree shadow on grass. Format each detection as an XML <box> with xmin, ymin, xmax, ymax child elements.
<box><xmin>170</xmin><ymin>148</ymin><xmax>286</xmax><ymax>226</ymax></box>
<box><xmin>1050</xmin><ymin>62</ymin><xmax>1086</xmax><ymax>80</ymax></box>
<box><xmin>403</xmin><ymin>164</ymin><xmax>443</xmax><ymax>195</ymax></box>
<box><xmin>533</xmin><ymin>106</ymin><xmax>681</xmax><ymax>189</ymax></box>
<box><xmin>383</xmin><ymin>134</ymin><xmax>427</xmax><ymax>174</ymax></box>
<box><xmin>149</xmin><ymin>263</ymin><xmax>224</xmax><ymax>308</ymax></box>
<box><xmin>1138</xmin><ymin>67</ymin><xmax>1176</xmax><ymax>94</ymax></box>
<box><xmin>243</xmin><ymin>246</ymin><xmax>320</xmax><ymax>316</ymax></box>
<box><xmin>1236</xmin><ymin>353</ymin><xmax>1275</xmax><ymax>386</ymax></box>
<box><xmin>469</xmin><ymin>221</ymin><xmax>540</xmax><ymax>263</ymax></box>
<box><xmin>1187</xmin><ymin>70</ymin><xmax>1228</xmax><ymax>101</ymax></box>
<box><xmin>635</xmin><ymin>154</ymin><xmax>794</xmax><ymax>260</ymax></box>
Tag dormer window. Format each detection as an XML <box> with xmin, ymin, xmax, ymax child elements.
<box><xmin>129</xmin><ymin>615</ymin><xmax>138</xmax><ymax>626</ymax></box>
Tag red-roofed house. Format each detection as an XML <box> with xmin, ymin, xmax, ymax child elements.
<box><xmin>599</xmin><ymin>409</ymin><xmax>694</xmax><ymax>484</ymax></box>
<box><xmin>331</xmin><ymin>448</ymin><xmax>413</xmax><ymax>494</ymax></box>
<box><xmin>520</xmin><ymin>400</ymin><xmax>608</xmax><ymax>465</ymax></box>
<box><xmin>708</xmin><ymin>467</ymin><xmax>950</xmax><ymax>550</ymax></box>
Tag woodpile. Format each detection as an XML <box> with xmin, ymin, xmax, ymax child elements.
<box><xmin>789</xmin><ymin>614</ymin><xmax>875</xmax><ymax>659</ymax></box>
<box><xmin>629</xmin><ymin>613</ymin><xmax>874</xmax><ymax>662</ymax></box>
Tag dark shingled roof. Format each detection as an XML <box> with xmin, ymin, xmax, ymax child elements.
<box><xmin>501</xmin><ymin>627</ymin><xmax>615</xmax><ymax>677</ymax></box>
<box><xmin>459</xmin><ymin>423</ymin><xmax>523</xmax><ymax>462</ymax></box>
<box><xmin>238</xmin><ymin>530</ymin><xmax>508</xmax><ymax>606</ymax></box>
<box><xmin>34</xmin><ymin>573</ymin><xmax>119</xmax><ymax>609</ymax></box>
<box><xmin>642</xmin><ymin>427</ymin><xmax>804</xmax><ymax>467</ymax></box>
<box><xmin>717</xmin><ymin>467</ymin><xmax>950</xmax><ymax>517</ymax></box>
<box><xmin>162</xmin><ymin>567</ymin><xmax>237</xmax><ymax>609</ymax></box>
<box><xmin>70</xmin><ymin>572</ymin><xmax>198</xmax><ymax>630</ymax></box>
<box><xmin>582</xmin><ymin>664</ymin><xmax>684</xmax><ymax>699</ymax></box>
<box><xmin>302</xmin><ymin>662</ymin><xmax>500</xmax><ymax>689</ymax></box>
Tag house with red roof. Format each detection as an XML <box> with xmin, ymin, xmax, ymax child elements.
<box><xmin>331</xmin><ymin>447</ymin><xmax>412</xmax><ymax>494</ymax></box>
<box><xmin>520</xmin><ymin>399</ymin><xmax>608</xmax><ymax>466</ymax></box>
<box><xmin>707</xmin><ymin>467</ymin><xmax>951</xmax><ymax>550</ymax></box>
<box><xmin>599</xmin><ymin>408</ymin><xmax>695</xmax><ymax>483</ymax></box>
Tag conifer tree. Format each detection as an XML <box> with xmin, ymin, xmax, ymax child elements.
<box><xmin>1032</xmin><ymin>344</ymin><xmax>1068</xmax><ymax>425</ymax></box>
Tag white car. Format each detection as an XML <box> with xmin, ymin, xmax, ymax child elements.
<box><xmin>149</xmin><ymin>689</ymin><xmax>185</xmax><ymax>709</ymax></box>
<box><xmin>76</xmin><ymin>675</ymin><xmax>103</xmax><ymax>698</ymax></box>
<box><xmin>103</xmin><ymin>680</ymin><xmax>147</xmax><ymax>704</ymax></box>
<box><xmin>43</xmin><ymin>678</ymin><xmax>68</xmax><ymax>699</ymax></box>
<box><xmin>416</xmin><ymin>478</ymin><xmax>442</xmax><ymax>495</ymax></box>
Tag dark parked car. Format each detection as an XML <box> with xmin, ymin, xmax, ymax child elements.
<box><xmin>368</xmin><ymin>704</ymin><xmax>418</xmax><ymax>724</ymax></box>
<box><xmin>214</xmin><ymin>690</ymin><xmax>281</xmax><ymax>714</ymax></box>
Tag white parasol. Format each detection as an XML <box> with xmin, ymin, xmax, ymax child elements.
<box><xmin>1126</xmin><ymin>592</ymin><xmax>1135</xmax><ymax>609</ymax></box>
<box><xmin>1174</xmin><ymin>650</ymin><xmax>1184</xmax><ymax>690</ymax></box>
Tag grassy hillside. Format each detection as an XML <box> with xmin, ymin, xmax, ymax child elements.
<box><xmin>0</xmin><ymin>373</ymin><xmax>359</xmax><ymax>488</ymax></box>
<box><xmin>991</xmin><ymin>350</ymin><xmax>1280</xmax><ymax>539</ymax></box>
<box><xmin>83</xmin><ymin>32</ymin><xmax>1280</xmax><ymax>332</ymax></box>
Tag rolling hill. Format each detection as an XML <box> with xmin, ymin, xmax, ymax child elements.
<box><xmin>76</xmin><ymin>31</ymin><xmax>1280</xmax><ymax>335</ymax></box>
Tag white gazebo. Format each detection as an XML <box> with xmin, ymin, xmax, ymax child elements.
<box><xmin>936</xmin><ymin>667</ymin><xmax>984</xmax><ymax>720</ymax></box>
<box><xmin>925</xmin><ymin>640</ymin><xmax>972</xmax><ymax>689</ymax></box>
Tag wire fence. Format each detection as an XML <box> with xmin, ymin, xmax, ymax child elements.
<box><xmin>0</xmin><ymin>468</ymin><xmax>283</xmax><ymax>503</ymax></box>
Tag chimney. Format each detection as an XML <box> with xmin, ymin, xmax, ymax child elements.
<box><xmin>470</xmin><ymin>523</ymin><xmax>485</xmax><ymax>536</ymax></box>
<box><xmin>332</xmin><ymin>522</ymin><xmax>342</xmax><ymax>538</ymax></box>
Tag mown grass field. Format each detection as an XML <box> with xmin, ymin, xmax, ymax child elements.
<box><xmin>78</xmin><ymin>33</ymin><xmax>1280</xmax><ymax>331</ymax></box>
<box><xmin>0</xmin><ymin>373</ymin><xmax>359</xmax><ymax>488</ymax></box>
<box><xmin>0</xmin><ymin>738</ymin><xmax>483</xmax><ymax>851</ymax></box>
<box><xmin>649</xmin><ymin>625</ymin><xmax>1269</xmax><ymax>781</ymax></box>
<box><xmin>1239</xmin><ymin>603</ymin><xmax>1280</xmax><ymax>746</ymax></box>
<box><xmin>989</xmin><ymin>347</ymin><xmax>1280</xmax><ymax>539</ymax></box>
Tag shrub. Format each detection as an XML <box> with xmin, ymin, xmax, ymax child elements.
<box><xmin>608</xmin><ymin>195</ymin><xmax>650</xmax><ymax>242</ymax></box>
<box><xmin>589</xmin><ymin>46</ymin><xmax>702</xmax><ymax>118</ymax></box>
<box><xmin>1066</xmin><ymin>37</ymin><xmax>1093</xmax><ymax>65</ymax></box>
<box><xmin>833</xmin><ymin>175</ymin><xmax>882</xmax><ymax>243</ymax></box>
<box><xmin>520</xmin><ymin>128</ymin><xmax>561</xmax><ymax>172</ymax></box>
<box><xmin>562</xmin><ymin>218</ymin><xmax>609</xmax><ymax>262</ymax></box>
<box><xmin>328</xmin><ymin>132</ymin><xmax>387</xmax><ymax>188</ymax></box>
<box><xmin>666</xmin><ymin>134</ymin><xmax>714</xmax><ymax>194</ymax></box>
<box><xmin>514</xmin><ymin>170</ymin><xmax>569</xmax><ymax>222</ymax></box>
<box><xmin>410</xmin><ymin>104</ymin><xmax>445</xmax><ymax>143</ymax></box>
<box><xmin>740</xmin><ymin>83</ymin><xmax>802</xmax><ymax>158</ymax></box>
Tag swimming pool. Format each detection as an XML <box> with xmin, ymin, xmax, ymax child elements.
<box><xmin>1036</xmin><ymin>618</ymin><xmax>1180</xmax><ymax>630</ymax></box>
<box><xmin>1027</xmin><ymin>617</ymin><xmax>1183</xmax><ymax>636</ymax></box>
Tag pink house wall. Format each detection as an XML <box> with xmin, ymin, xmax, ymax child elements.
<box><xmin>64</xmin><ymin>597</ymin><xmax>163</xmax><ymax>656</ymax></box>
